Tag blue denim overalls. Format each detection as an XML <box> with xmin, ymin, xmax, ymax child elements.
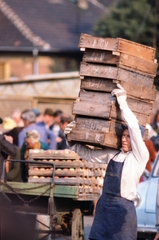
<box><xmin>89</xmin><ymin>152</ymin><xmax>137</xmax><ymax>240</ymax></box>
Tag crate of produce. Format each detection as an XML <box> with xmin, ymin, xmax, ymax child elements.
<box><xmin>28</xmin><ymin>149</ymin><xmax>107</xmax><ymax>196</ymax></box>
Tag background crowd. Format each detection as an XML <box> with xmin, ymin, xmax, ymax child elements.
<box><xmin>0</xmin><ymin>107</ymin><xmax>73</xmax><ymax>182</ymax></box>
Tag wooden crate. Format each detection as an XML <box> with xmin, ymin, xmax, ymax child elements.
<box><xmin>80</xmin><ymin>77</ymin><xmax>157</xmax><ymax>102</ymax></box>
<box><xmin>67</xmin><ymin>116</ymin><xmax>148</xmax><ymax>149</ymax></box>
<box><xmin>67</xmin><ymin>117</ymin><xmax>122</xmax><ymax>148</ymax></box>
<box><xmin>27</xmin><ymin>149</ymin><xmax>107</xmax><ymax>195</ymax></box>
<box><xmin>79</xmin><ymin>33</ymin><xmax>156</xmax><ymax>62</ymax></box>
<box><xmin>80</xmin><ymin>62</ymin><xmax>155</xmax><ymax>88</ymax></box>
<box><xmin>82</xmin><ymin>49</ymin><xmax>158</xmax><ymax>77</ymax></box>
<box><xmin>72</xmin><ymin>90</ymin><xmax>153</xmax><ymax>126</ymax></box>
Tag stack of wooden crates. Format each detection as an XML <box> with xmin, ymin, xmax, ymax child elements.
<box><xmin>67</xmin><ymin>33</ymin><xmax>158</xmax><ymax>149</ymax></box>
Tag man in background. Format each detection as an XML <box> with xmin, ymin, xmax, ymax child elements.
<box><xmin>18</xmin><ymin>110</ymin><xmax>56</xmax><ymax>150</ymax></box>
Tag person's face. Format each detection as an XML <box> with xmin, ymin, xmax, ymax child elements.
<box><xmin>43</xmin><ymin>114</ymin><xmax>53</xmax><ymax>125</ymax></box>
<box><xmin>54</xmin><ymin>115</ymin><xmax>61</xmax><ymax>125</ymax></box>
<box><xmin>25</xmin><ymin>138</ymin><xmax>35</xmax><ymax>149</ymax></box>
<box><xmin>23</xmin><ymin>119</ymin><xmax>30</xmax><ymax>127</ymax></box>
<box><xmin>60</xmin><ymin>122</ymin><xmax>68</xmax><ymax>131</ymax></box>
<box><xmin>121</xmin><ymin>129</ymin><xmax>132</xmax><ymax>153</ymax></box>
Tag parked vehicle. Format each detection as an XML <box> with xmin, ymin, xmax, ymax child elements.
<box><xmin>135</xmin><ymin>152</ymin><xmax>159</xmax><ymax>240</ymax></box>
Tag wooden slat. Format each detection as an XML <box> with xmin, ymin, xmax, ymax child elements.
<box><xmin>118</xmin><ymin>38</ymin><xmax>155</xmax><ymax>61</ymax></box>
<box><xmin>118</xmin><ymin>53</ymin><xmax>157</xmax><ymax>76</ymax></box>
<box><xmin>83</xmin><ymin>49</ymin><xmax>119</xmax><ymax>65</ymax></box>
<box><xmin>81</xmin><ymin>76</ymin><xmax>116</xmax><ymax>92</ymax></box>
<box><xmin>29</xmin><ymin>161</ymin><xmax>85</xmax><ymax>169</ymax></box>
<box><xmin>83</xmin><ymin>49</ymin><xmax>158</xmax><ymax>76</ymax></box>
<box><xmin>75</xmin><ymin>116</ymin><xmax>123</xmax><ymax>134</ymax></box>
<box><xmin>79</xmin><ymin>34</ymin><xmax>156</xmax><ymax>61</ymax></box>
<box><xmin>80</xmin><ymin>77</ymin><xmax>157</xmax><ymax>102</ymax></box>
<box><xmin>29</xmin><ymin>149</ymin><xmax>80</xmax><ymax>160</ymax></box>
<box><xmin>80</xmin><ymin>62</ymin><xmax>154</xmax><ymax>88</ymax></box>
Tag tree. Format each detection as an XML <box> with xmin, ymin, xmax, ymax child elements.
<box><xmin>93</xmin><ymin>0</ymin><xmax>159</xmax><ymax>58</ymax></box>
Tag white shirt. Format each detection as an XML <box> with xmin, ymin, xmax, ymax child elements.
<box><xmin>71</xmin><ymin>106</ymin><xmax>149</xmax><ymax>201</ymax></box>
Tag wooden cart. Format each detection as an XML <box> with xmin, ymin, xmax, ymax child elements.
<box><xmin>0</xmin><ymin>150</ymin><xmax>106</xmax><ymax>240</ymax></box>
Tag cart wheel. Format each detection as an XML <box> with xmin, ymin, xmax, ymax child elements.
<box><xmin>71</xmin><ymin>208</ymin><xmax>84</xmax><ymax>240</ymax></box>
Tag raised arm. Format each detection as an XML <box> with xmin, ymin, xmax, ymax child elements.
<box><xmin>112</xmin><ymin>84</ymin><xmax>149</xmax><ymax>163</ymax></box>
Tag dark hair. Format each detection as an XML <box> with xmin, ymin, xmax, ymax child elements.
<box><xmin>0</xmin><ymin>118</ymin><xmax>3</xmax><ymax>124</ymax></box>
<box><xmin>122</xmin><ymin>123</ymin><xmax>145</xmax><ymax>137</ymax></box>
<box><xmin>53</xmin><ymin>110</ymin><xmax>63</xmax><ymax>117</ymax></box>
<box><xmin>60</xmin><ymin>114</ymin><xmax>73</xmax><ymax>124</ymax></box>
<box><xmin>43</xmin><ymin>108</ymin><xmax>54</xmax><ymax>116</ymax></box>
<box><xmin>121</xmin><ymin>124</ymin><xmax>128</xmax><ymax>131</ymax></box>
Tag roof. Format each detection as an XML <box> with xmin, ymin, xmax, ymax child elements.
<box><xmin>0</xmin><ymin>0</ymin><xmax>118</xmax><ymax>52</ymax></box>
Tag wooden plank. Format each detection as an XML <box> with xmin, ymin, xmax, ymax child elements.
<box><xmin>79</xmin><ymin>34</ymin><xmax>156</xmax><ymax>61</ymax></box>
<box><xmin>73</xmin><ymin>101</ymin><xmax>111</xmax><ymax>118</ymax></box>
<box><xmin>80</xmin><ymin>77</ymin><xmax>157</xmax><ymax>102</ymax></box>
<box><xmin>83</xmin><ymin>49</ymin><xmax>119</xmax><ymax>65</ymax></box>
<box><xmin>118</xmin><ymin>38</ymin><xmax>155</xmax><ymax>61</ymax></box>
<box><xmin>83</xmin><ymin>49</ymin><xmax>158</xmax><ymax>76</ymax></box>
<box><xmin>80</xmin><ymin>62</ymin><xmax>154</xmax><ymax>88</ymax></box>
<box><xmin>29</xmin><ymin>161</ymin><xmax>86</xmax><ymax>169</ymax></box>
<box><xmin>81</xmin><ymin>76</ymin><xmax>116</xmax><ymax>92</ymax></box>
<box><xmin>29</xmin><ymin>149</ymin><xmax>80</xmax><ymax>160</ymax></box>
<box><xmin>118</xmin><ymin>53</ymin><xmax>157</xmax><ymax>76</ymax></box>
<box><xmin>75</xmin><ymin>116</ymin><xmax>123</xmax><ymax>134</ymax></box>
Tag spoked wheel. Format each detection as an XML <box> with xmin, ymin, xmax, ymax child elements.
<box><xmin>71</xmin><ymin>208</ymin><xmax>84</xmax><ymax>240</ymax></box>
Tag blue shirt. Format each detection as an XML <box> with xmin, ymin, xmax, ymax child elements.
<box><xmin>18</xmin><ymin>124</ymin><xmax>57</xmax><ymax>150</ymax></box>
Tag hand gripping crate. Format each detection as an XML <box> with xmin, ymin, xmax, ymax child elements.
<box><xmin>28</xmin><ymin>149</ymin><xmax>107</xmax><ymax>196</ymax></box>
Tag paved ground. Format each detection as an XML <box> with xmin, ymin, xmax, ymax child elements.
<box><xmin>83</xmin><ymin>216</ymin><xmax>94</xmax><ymax>240</ymax></box>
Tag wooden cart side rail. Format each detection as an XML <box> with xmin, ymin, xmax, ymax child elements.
<box><xmin>0</xmin><ymin>182</ymin><xmax>101</xmax><ymax>200</ymax></box>
<box><xmin>0</xmin><ymin>182</ymin><xmax>79</xmax><ymax>198</ymax></box>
